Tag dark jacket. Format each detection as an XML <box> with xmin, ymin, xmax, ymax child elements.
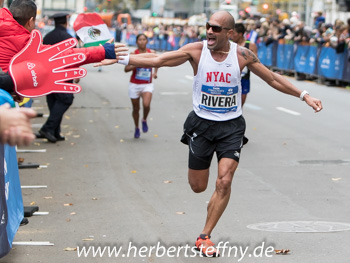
<box><xmin>43</xmin><ymin>25</ymin><xmax>72</xmax><ymax>44</ymax></box>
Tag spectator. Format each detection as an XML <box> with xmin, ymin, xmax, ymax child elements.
<box><xmin>115</xmin><ymin>22</ymin><xmax>122</xmax><ymax>43</ymax></box>
<box><xmin>314</xmin><ymin>11</ymin><xmax>325</xmax><ymax>29</ymax></box>
<box><xmin>245</xmin><ymin>19</ymin><xmax>258</xmax><ymax>43</ymax></box>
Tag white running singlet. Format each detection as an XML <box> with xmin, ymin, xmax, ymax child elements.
<box><xmin>193</xmin><ymin>40</ymin><xmax>242</xmax><ymax>121</ymax></box>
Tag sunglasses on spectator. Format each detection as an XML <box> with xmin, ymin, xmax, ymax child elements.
<box><xmin>206</xmin><ymin>22</ymin><xmax>232</xmax><ymax>33</ymax></box>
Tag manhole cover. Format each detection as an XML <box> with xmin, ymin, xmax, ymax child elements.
<box><xmin>247</xmin><ymin>221</ymin><xmax>350</xmax><ymax>233</ymax></box>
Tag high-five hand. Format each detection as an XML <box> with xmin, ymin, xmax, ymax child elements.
<box><xmin>9</xmin><ymin>29</ymin><xmax>87</xmax><ymax>97</ymax></box>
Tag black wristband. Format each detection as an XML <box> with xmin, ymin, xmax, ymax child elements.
<box><xmin>103</xmin><ymin>43</ymin><xmax>116</xmax><ymax>59</ymax></box>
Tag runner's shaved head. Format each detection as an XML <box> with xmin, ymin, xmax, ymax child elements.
<box><xmin>210</xmin><ymin>11</ymin><xmax>235</xmax><ymax>29</ymax></box>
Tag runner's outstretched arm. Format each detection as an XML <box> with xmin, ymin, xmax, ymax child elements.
<box><xmin>239</xmin><ymin>46</ymin><xmax>323</xmax><ymax>112</ymax></box>
<box><xmin>95</xmin><ymin>42</ymin><xmax>201</xmax><ymax>68</ymax></box>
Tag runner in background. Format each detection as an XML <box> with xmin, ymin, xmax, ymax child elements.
<box><xmin>124</xmin><ymin>34</ymin><xmax>158</xmax><ymax>138</ymax></box>
<box><xmin>231</xmin><ymin>23</ymin><xmax>258</xmax><ymax>145</ymax></box>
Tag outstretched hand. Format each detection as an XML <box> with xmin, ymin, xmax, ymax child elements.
<box><xmin>9</xmin><ymin>29</ymin><xmax>87</xmax><ymax>97</ymax></box>
<box><xmin>94</xmin><ymin>59</ymin><xmax>118</xmax><ymax>67</ymax></box>
<box><xmin>304</xmin><ymin>95</ymin><xmax>323</xmax><ymax>113</ymax></box>
<box><xmin>94</xmin><ymin>43</ymin><xmax>129</xmax><ymax>67</ymax></box>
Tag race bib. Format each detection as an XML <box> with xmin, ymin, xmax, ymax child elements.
<box><xmin>199</xmin><ymin>84</ymin><xmax>238</xmax><ymax>113</ymax></box>
<box><xmin>135</xmin><ymin>68</ymin><xmax>151</xmax><ymax>81</ymax></box>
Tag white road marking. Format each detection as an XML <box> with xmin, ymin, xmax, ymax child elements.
<box><xmin>244</xmin><ymin>103</ymin><xmax>262</xmax><ymax>110</ymax></box>
<box><xmin>33</xmin><ymin>212</ymin><xmax>50</xmax><ymax>216</ymax></box>
<box><xmin>276</xmin><ymin>107</ymin><xmax>301</xmax><ymax>116</ymax></box>
<box><xmin>16</xmin><ymin>149</ymin><xmax>47</xmax><ymax>153</ymax></box>
<box><xmin>160</xmin><ymin>92</ymin><xmax>189</xmax><ymax>95</ymax></box>
<box><xmin>21</xmin><ymin>185</ymin><xmax>47</xmax><ymax>189</ymax></box>
<box><xmin>12</xmin><ymin>241</ymin><xmax>54</xmax><ymax>246</ymax></box>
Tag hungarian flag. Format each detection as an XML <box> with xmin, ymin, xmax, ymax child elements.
<box><xmin>73</xmin><ymin>13</ymin><xmax>112</xmax><ymax>47</ymax></box>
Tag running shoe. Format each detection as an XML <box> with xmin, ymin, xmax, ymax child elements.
<box><xmin>142</xmin><ymin>120</ymin><xmax>148</xmax><ymax>133</ymax></box>
<box><xmin>195</xmin><ymin>234</ymin><xmax>219</xmax><ymax>257</ymax></box>
<box><xmin>134</xmin><ymin>128</ymin><xmax>140</xmax><ymax>138</ymax></box>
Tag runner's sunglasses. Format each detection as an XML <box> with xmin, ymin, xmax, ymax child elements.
<box><xmin>206</xmin><ymin>22</ymin><xmax>232</xmax><ymax>33</ymax></box>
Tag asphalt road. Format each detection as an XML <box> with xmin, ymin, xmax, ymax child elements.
<box><xmin>1</xmin><ymin>61</ymin><xmax>350</xmax><ymax>263</ymax></box>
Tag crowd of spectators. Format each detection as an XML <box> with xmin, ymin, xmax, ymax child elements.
<box><xmin>36</xmin><ymin>11</ymin><xmax>350</xmax><ymax>86</ymax></box>
<box><xmin>36</xmin><ymin>11</ymin><xmax>350</xmax><ymax>54</ymax></box>
<box><xmin>241</xmin><ymin>12</ymin><xmax>350</xmax><ymax>53</ymax></box>
<box><xmin>237</xmin><ymin>12</ymin><xmax>350</xmax><ymax>85</ymax></box>
<box><xmin>107</xmin><ymin>12</ymin><xmax>350</xmax><ymax>53</ymax></box>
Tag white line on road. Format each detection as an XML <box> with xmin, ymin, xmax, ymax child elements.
<box><xmin>21</xmin><ymin>185</ymin><xmax>48</xmax><ymax>189</ymax></box>
<box><xmin>160</xmin><ymin>92</ymin><xmax>189</xmax><ymax>95</ymax></box>
<box><xmin>16</xmin><ymin>149</ymin><xmax>47</xmax><ymax>153</ymax></box>
<box><xmin>33</xmin><ymin>212</ymin><xmax>50</xmax><ymax>216</ymax></box>
<box><xmin>276</xmin><ymin>107</ymin><xmax>301</xmax><ymax>116</ymax></box>
<box><xmin>244</xmin><ymin>103</ymin><xmax>263</xmax><ymax>110</ymax></box>
<box><xmin>12</xmin><ymin>241</ymin><xmax>54</xmax><ymax>246</ymax></box>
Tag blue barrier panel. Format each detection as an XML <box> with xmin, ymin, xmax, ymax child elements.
<box><xmin>0</xmin><ymin>145</ymin><xmax>11</xmax><ymax>258</ymax></box>
<box><xmin>277</xmin><ymin>44</ymin><xmax>294</xmax><ymax>70</ymax></box>
<box><xmin>174</xmin><ymin>36</ymin><xmax>181</xmax><ymax>50</ymax></box>
<box><xmin>182</xmin><ymin>37</ymin><xmax>189</xmax><ymax>46</ymax></box>
<box><xmin>294</xmin><ymin>45</ymin><xmax>317</xmax><ymax>75</ymax></box>
<box><xmin>265</xmin><ymin>43</ymin><xmax>274</xmax><ymax>67</ymax></box>
<box><xmin>0</xmin><ymin>93</ymin><xmax>24</xmax><ymax>258</ymax></box>
<box><xmin>271</xmin><ymin>41</ymin><xmax>278</xmax><ymax>67</ymax></box>
<box><xmin>342</xmin><ymin>49</ymin><xmax>350</xmax><ymax>82</ymax></box>
<box><xmin>318</xmin><ymin>47</ymin><xmax>345</xmax><ymax>80</ymax></box>
<box><xmin>154</xmin><ymin>38</ymin><xmax>161</xmax><ymax>50</ymax></box>
<box><xmin>307</xmin><ymin>46</ymin><xmax>318</xmax><ymax>75</ymax></box>
<box><xmin>160</xmin><ymin>39</ymin><xmax>167</xmax><ymax>51</ymax></box>
<box><xmin>276</xmin><ymin>44</ymin><xmax>286</xmax><ymax>69</ymax></box>
<box><xmin>294</xmin><ymin>45</ymin><xmax>309</xmax><ymax>73</ymax></box>
<box><xmin>257</xmin><ymin>42</ymin><xmax>267</xmax><ymax>65</ymax></box>
<box><xmin>257</xmin><ymin>42</ymin><xmax>275</xmax><ymax>67</ymax></box>
<box><xmin>127</xmin><ymin>34</ymin><xmax>137</xmax><ymax>47</ymax></box>
<box><xmin>4</xmin><ymin>145</ymin><xmax>24</xmax><ymax>247</ymax></box>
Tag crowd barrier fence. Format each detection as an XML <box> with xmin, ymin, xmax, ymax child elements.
<box><xmin>125</xmin><ymin>33</ymin><xmax>349</xmax><ymax>83</ymax></box>
<box><xmin>257</xmin><ymin>40</ymin><xmax>349</xmax><ymax>82</ymax></box>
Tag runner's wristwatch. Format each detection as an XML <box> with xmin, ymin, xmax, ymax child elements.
<box><xmin>300</xmin><ymin>90</ymin><xmax>309</xmax><ymax>101</ymax></box>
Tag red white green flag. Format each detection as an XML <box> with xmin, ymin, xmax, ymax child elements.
<box><xmin>73</xmin><ymin>13</ymin><xmax>112</xmax><ymax>47</ymax></box>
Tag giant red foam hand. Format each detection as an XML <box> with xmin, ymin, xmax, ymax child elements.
<box><xmin>8</xmin><ymin>29</ymin><xmax>87</xmax><ymax>97</ymax></box>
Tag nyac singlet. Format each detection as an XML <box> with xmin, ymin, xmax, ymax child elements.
<box><xmin>193</xmin><ymin>40</ymin><xmax>242</xmax><ymax>121</ymax></box>
<box><xmin>130</xmin><ymin>48</ymin><xmax>153</xmax><ymax>84</ymax></box>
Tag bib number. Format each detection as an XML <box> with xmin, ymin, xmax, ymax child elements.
<box><xmin>136</xmin><ymin>68</ymin><xmax>151</xmax><ymax>81</ymax></box>
<box><xmin>199</xmin><ymin>84</ymin><xmax>238</xmax><ymax>113</ymax></box>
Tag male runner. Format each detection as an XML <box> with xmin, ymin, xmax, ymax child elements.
<box><xmin>99</xmin><ymin>10</ymin><xmax>322</xmax><ymax>257</ymax></box>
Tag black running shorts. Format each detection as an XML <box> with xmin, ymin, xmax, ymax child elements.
<box><xmin>180</xmin><ymin>111</ymin><xmax>246</xmax><ymax>170</ymax></box>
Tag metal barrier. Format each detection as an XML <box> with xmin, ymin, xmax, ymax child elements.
<box><xmin>257</xmin><ymin>40</ymin><xmax>350</xmax><ymax>83</ymax></box>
